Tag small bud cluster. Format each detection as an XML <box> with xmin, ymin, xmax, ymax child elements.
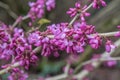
<box><xmin>28</xmin><ymin>0</ymin><xmax>55</xmax><ymax>21</ymax></box>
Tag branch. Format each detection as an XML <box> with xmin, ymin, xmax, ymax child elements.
<box><xmin>97</xmin><ymin>31</ymin><xmax>119</xmax><ymax>37</ymax></box>
<box><xmin>68</xmin><ymin>3</ymin><xmax>93</xmax><ymax>26</ymax></box>
<box><xmin>12</xmin><ymin>15</ymin><xmax>30</xmax><ymax>28</ymax></box>
<box><xmin>64</xmin><ymin>64</ymin><xmax>70</xmax><ymax>75</ymax></box>
<box><xmin>0</xmin><ymin>62</ymin><xmax>20</xmax><ymax>75</ymax></box>
<box><xmin>45</xmin><ymin>39</ymin><xmax>120</xmax><ymax>80</ymax></box>
<box><xmin>1</xmin><ymin>0</ymin><xmax>29</xmax><ymax>28</ymax></box>
<box><xmin>45</xmin><ymin>74</ymin><xmax>67</xmax><ymax>80</ymax></box>
<box><xmin>73</xmin><ymin>39</ymin><xmax>120</xmax><ymax>79</ymax></box>
<box><xmin>75</xmin><ymin>57</ymin><xmax>120</xmax><ymax>70</ymax></box>
<box><xmin>0</xmin><ymin>46</ymin><xmax>41</xmax><ymax>75</ymax></box>
<box><xmin>0</xmin><ymin>1</ymin><xmax>18</xmax><ymax>19</ymax></box>
<box><xmin>47</xmin><ymin>31</ymin><xmax>120</xmax><ymax>39</ymax></box>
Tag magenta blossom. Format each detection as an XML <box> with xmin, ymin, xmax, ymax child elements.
<box><xmin>67</xmin><ymin>2</ymin><xmax>89</xmax><ymax>18</ymax></box>
<box><xmin>46</xmin><ymin>0</ymin><xmax>55</xmax><ymax>11</ymax></box>
<box><xmin>8</xmin><ymin>68</ymin><xmax>28</xmax><ymax>80</ymax></box>
<box><xmin>105</xmin><ymin>40</ymin><xmax>116</xmax><ymax>52</ymax></box>
<box><xmin>91</xmin><ymin>0</ymin><xmax>106</xmax><ymax>9</ymax></box>
<box><xmin>28</xmin><ymin>0</ymin><xmax>45</xmax><ymax>20</ymax></box>
<box><xmin>88</xmin><ymin>35</ymin><xmax>102</xmax><ymax>49</ymax></box>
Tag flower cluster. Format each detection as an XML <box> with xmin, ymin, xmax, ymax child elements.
<box><xmin>28</xmin><ymin>0</ymin><xmax>45</xmax><ymax>20</ymax></box>
<box><xmin>105</xmin><ymin>40</ymin><xmax>116</xmax><ymax>52</ymax></box>
<box><xmin>27</xmin><ymin>22</ymin><xmax>102</xmax><ymax>56</ymax></box>
<box><xmin>8</xmin><ymin>68</ymin><xmax>28</xmax><ymax>80</ymax></box>
<box><xmin>46</xmin><ymin>0</ymin><xmax>55</xmax><ymax>11</ymax></box>
<box><xmin>28</xmin><ymin>0</ymin><xmax>55</xmax><ymax>21</ymax></box>
<box><xmin>90</xmin><ymin>0</ymin><xmax>106</xmax><ymax>9</ymax></box>
<box><xmin>0</xmin><ymin>23</ymin><xmax>38</xmax><ymax>70</ymax></box>
<box><xmin>67</xmin><ymin>3</ymin><xmax>90</xmax><ymax>22</ymax></box>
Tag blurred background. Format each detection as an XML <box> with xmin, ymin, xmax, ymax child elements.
<box><xmin>0</xmin><ymin>0</ymin><xmax>120</xmax><ymax>80</ymax></box>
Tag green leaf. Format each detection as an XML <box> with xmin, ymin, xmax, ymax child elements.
<box><xmin>38</xmin><ymin>18</ymin><xmax>51</xmax><ymax>25</ymax></box>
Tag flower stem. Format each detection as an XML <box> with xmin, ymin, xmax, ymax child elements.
<box><xmin>68</xmin><ymin>3</ymin><xmax>93</xmax><ymax>26</ymax></box>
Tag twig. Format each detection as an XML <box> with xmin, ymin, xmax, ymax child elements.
<box><xmin>45</xmin><ymin>74</ymin><xmax>67</xmax><ymax>80</ymax></box>
<box><xmin>73</xmin><ymin>39</ymin><xmax>120</xmax><ymax>80</ymax></box>
<box><xmin>64</xmin><ymin>64</ymin><xmax>70</xmax><ymax>75</ymax></box>
<box><xmin>0</xmin><ymin>62</ymin><xmax>20</xmax><ymax>75</ymax></box>
<box><xmin>12</xmin><ymin>15</ymin><xmax>30</xmax><ymax>28</ymax></box>
<box><xmin>68</xmin><ymin>3</ymin><xmax>93</xmax><ymax>26</ymax></box>
<box><xmin>44</xmin><ymin>39</ymin><xmax>120</xmax><ymax>80</ymax></box>
<box><xmin>74</xmin><ymin>55</ymin><xmax>120</xmax><ymax>73</ymax></box>
<box><xmin>0</xmin><ymin>1</ymin><xmax>30</xmax><ymax>28</ymax></box>
<box><xmin>96</xmin><ymin>31</ymin><xmax>119</xmax><ymax>37</ymax></box>
<box><xmin>0</xmin><ymin>46</ymin><xmax>41</xmax><ymax>75</ymax></box>
<box><xmin>0</xmin><ymin>1</ymin><xmax>18</xmax><ymax>19</ymax></box>
<box><xmin>47</xmin><ymin>31</ymin><xmax>120</xmax><ymax>39</ymax></box>
<box><xmin>77</xmin><ymin>57</ymin><xmax>120</xmax><ymax>69</ymax></box>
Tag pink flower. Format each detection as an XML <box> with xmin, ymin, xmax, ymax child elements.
<box><xmin>46</xmin><ymin>0</ymin><xmax>55</xmax><ymax>11</ymax></box>
<box><xmin>88</xmin><ymin>35</ymin><xmax>102</xmax><ymax>49</ymax></box>
<box><xmin>84</xmin><ymin>64</ymin><xmax>94</xmax><ymax>71</ymax></box>
<box><xmin>105</xmin><ymin>40</ymin><xmax>116</xmax><ymax>52</ymax></box>
<box><xmin>114</xmin><ymin>32</ymin><xmax>120</xmax><ymax>37</ymax></box>
<box><xmin>67</xmin><ymin>2</ymin><xmax>90</xmax><ymax>20</ymax></box>
<box><xmin>28</xmin><ymin>0</ymin><xmax>45</xmax><ymax>20</ymax></box>
<box><xmin>92</xmin><ymin>0</ymin><xmax>106</xmax><ymax>9</ymax></box>
<box><xmin>8</xmin><ymin>68</ymin><xmax>28</xmax><ymax>80</ymax></box>
<box><xmin>106</xmin><ymin>60</ymin><xmax>117</xmax><ymax>67</ymax></box>
<box><xmin>117</xmin><ymin>25</ymin><xmax>120</xmax><ymax>29</ymax></box>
